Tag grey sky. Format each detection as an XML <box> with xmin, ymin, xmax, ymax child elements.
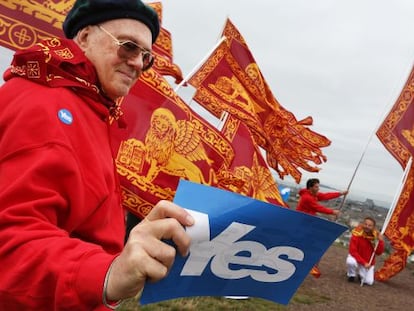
<box><xmin>1</xmin><ymin>0</ymin><xmax>413</xmax><ymax>205</ymax></box>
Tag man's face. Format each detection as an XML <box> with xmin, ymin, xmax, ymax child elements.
<box><xmin>309</xmin><ymin>183</ymin><xmax>320</xmax><ymax>195</ymax></box>
<box><xmin>77</xmin><ymin>18</ymin><xmax>153</xmax><ymax>100</ymax></box>
<box><xmin>362</xmin><ymin>218</ymin><xmax>375</xmax><ymax>234</ymax></box>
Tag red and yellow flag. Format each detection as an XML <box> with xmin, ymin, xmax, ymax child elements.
<box><xmin>219</xmin><ymin>114</ymin><xmax>285</xmax><ymax>206</ymax></box>
<box><xmin>375</xmin><ymin>65</ymin><xmax>414</xmax><ymax>281</ymax></box>
<box><xmin>145</xmin><ymin>2</ymin><xmax>183</xmax><ymax>83</ymax></box>
<box><xmin>0</xmin><ymin>0</ymin><xmax>67</xmax><ymax>50</ymax></box>
<box><xmin>376</xmin><ymin>65</ymin><xmax>414</xmax><ymax>169</ymax></box>
<box><xmin>112</xmin><ymin>70</ymin><xmax>287</xmax><ymax>218</ymax></box>
<box><xmin>111</xmin><ymin>70</ymin><xmax>236</xmax><ymax>218</ymax></box>
<box><xmin>188</xmin><ymin>18</ymin><xmax>330</xmax><ymax>183</ymax></box>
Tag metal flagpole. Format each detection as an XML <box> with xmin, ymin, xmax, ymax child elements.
<box><xmin>360</xmin><ymin>156</ymin><xmax>412</xmax><ymax>286</ymax></box>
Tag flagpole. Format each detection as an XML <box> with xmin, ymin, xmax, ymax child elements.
<box><xmin>337</xmin><ymin>133</ymin><xmax>373</xmax><ymax>211</ymax></box>
<box><xmin>381</xmin><ymin>156</ymin><xmax>412</xmax><ymax>234</ymax></box>
<box><xmin>360</xmin><ymin>156</ymin><xmax>412</xmax><ymax>286</ymax></box>
<box><xmin>174</xmin><ymin>36</ymin><xmax>226</xmax><ymax>93</ymax></box>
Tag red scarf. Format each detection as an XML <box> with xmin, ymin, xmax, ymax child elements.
<box><xmin>3</xmin><ymin>37</ymin><xmax>123</xmax><ymax>121</ymax></box>
<box><xmin>351</xmin><ymin>225</ymin><xmax>378</xmax><ymax>241</ymax></box>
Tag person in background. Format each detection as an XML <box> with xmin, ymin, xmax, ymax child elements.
<box><xmin>0</xmin><ymin>1</ymin><xmax>194</xmax><ymax>310</ymax></box>
<box><xmin>296</xmin><ymin>178</ymin><xmax>347</xmax><ymax>218</ymax></box>
<box><xmin>296</xmin><ymin>178</ymin><xmax>348</xmax><ymax>277</ymax></box>
<box><xmin>346</xmin><ymin>216</ymin><xmax>385</xmax><ymax>285</ymax></box>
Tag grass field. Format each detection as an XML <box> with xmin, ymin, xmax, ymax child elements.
<box><xmin>117</xmin><ymin>287</ymin><xmax>331</xmax><ymax>311</ymax></box>
<box><xmin>120</xmin><ymin>296</ymin><xmax>289</xmax><ymax>311</ymax></box>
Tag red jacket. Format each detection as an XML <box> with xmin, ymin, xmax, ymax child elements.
<box><xmin>0</xmin><ymin>40</ymin><xmax>125</xmax><ymax>310</ymax></box>
<box><xmin>296</xmin><ymin>188</ymin><xmax>341</xmax><ymax>215</ymax></box>
<box><xmin>349</xmin><ymin>226</ymin><xmax>384</xmax><ymax>265</ymax></box>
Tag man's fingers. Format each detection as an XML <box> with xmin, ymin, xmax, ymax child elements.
<box><xmin>137</xmin><ymin>239</ymin><xmax>176</xmax><ymax>281</ymax></box>
<box><xmin>145</xmin><ymin>200</ymin><xmax>194</xmax><ymax>227</ymax></box>
<box><xmin>134</xmin><ymin>217</ymin><xmax>191</xmax><ymax>256</ymax></box>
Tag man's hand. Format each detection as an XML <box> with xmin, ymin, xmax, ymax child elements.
<box><xmin>331</xmin><ymin>209</ymin><xmax>340</xmax><ymax>221</ymax></box>
<box><xmin>106</xmin><ymin>200</ymin><xmax>194</xmax><ymax>301</ymax></box>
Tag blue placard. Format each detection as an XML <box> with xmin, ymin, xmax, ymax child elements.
<box><xmin>141</xmin><ymin>180</ymin><xmax>346</xmax><ymax>305</ymax></box>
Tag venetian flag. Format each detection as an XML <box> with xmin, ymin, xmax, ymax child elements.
<box><xmin>220</xmin><ymin>114</ymin><xmax>285</xmax><ymax>206</ymax></box>
<box><xmin>145</xmin><ymin>2</ymin><xmax>184</xmax><ymax>82</ymax></box>
<box><xmin>0</xmin><ymin>1</ymin><xmax>67</xmax><ymax>51</ymax></box>
<box><xmin>187</xmin><ymin>18</ymin><xmax>331</xmax><ymax>183</ymax></box>
<box><xmin>111</xmin><ymin>70</ymin><xmax>235</xmax><ymax>219</ymax></box>
<box><xmin>375</xmin><ymin>65</ymin><xmax>414</xmax><ymax>281</ymax></box>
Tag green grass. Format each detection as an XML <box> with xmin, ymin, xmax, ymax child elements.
<box><xmin>118</xmin><ymin>287</ymin><xmax>332</xmax><ymax>311</ymax></box>
<box><xmin>120</xmin><ymin>296</ymin><xmax>284</xmax><ymax>311</ymax></box>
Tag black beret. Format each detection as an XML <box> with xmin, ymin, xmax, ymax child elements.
<box><xmin>63</xmin><ymin>0</ymin><xmax>160</xmax><ymax>43</ymax></box>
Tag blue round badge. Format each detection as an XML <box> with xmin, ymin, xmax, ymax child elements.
<box><xmin>58</xmin><ymin>109</ymin><xmax>73</xmax><ymax>125</ymax></box>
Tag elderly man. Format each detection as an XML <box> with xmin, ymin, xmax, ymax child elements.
<box><xmin>0</xmin><ymin>1</ymin><xmax>194</xmax><ymax>310</ymax></box>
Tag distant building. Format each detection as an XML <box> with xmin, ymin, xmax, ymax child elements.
<box><xmin>365</xmin><ymin>199</ymin><xmax>375</xmax><ymax>209</ymax></box>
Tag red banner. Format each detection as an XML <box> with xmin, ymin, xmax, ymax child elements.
<box><xmin>111</xmin><ymin>70</ymin><xmax>237</xmax><ymax>218</ymax></box>
<box><xmin>0</xmin><ymin>0</ymin><xmax>67</xmax><ymax>51</ymax></box>
<box><xmin>375</xmin><ymin>65</ymin><xmax>414</xmax><ymax>281</ymax></box>
<box><xmin>375</xmin><ymin>166</ymin><xmax>414</xmax><ymax>281</ymax></box>
<box><xmin>376</xmin><ymin>66</ymin><xmax>414</xmax><ymax>169</ymax></box>
<box><xmin>146</xmin><ymin>2</ymin><xmax>183</xmax><ymax>82</ymax></box>
<box><xmin>220</xmin><ymin>115</ymin><xmax>285</xmax><ymax>206</ymax></box>
<box><xmin>188</xmin><ymin>18</ymin><xmax>330</xmax><ymax>183</ymax></box>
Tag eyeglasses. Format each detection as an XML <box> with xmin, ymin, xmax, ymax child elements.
<box><xmin>98</xmin><ymin>25</ymin><xmax>154</xmax><ymax>71</ymax></box>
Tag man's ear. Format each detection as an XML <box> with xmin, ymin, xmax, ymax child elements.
<box><xmin>74</xmin><ymin>26</ymin><xmax>93</xmax><ymax>51</ymax></box>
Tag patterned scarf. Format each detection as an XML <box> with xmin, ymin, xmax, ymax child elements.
<box><xmin>3</xmin><ymin>37</ymin><xmax>123</xmax><ymax>122</ymax></box>
<box><xmin>351</xmin><ymin>225</ymin><xmax>378</xmax><ymax>241</ymax></box>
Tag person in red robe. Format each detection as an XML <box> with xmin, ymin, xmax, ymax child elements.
<box><xmin>346</xmin><ymin>217</ymin><xmax>385</xmax><ymax>285</ymax></box>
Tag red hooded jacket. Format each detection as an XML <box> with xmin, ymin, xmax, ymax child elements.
<box><xmin>296</xmin><ymin>188</ymin><xmax>341</xmax><ymax>216</ymax></box>
<box><xmin>0</xmin><ymin>39</ymin><xmax>124</xmax><ymax>310</ymax></box>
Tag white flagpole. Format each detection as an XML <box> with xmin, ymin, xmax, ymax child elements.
<box><xmin>381</xmin><ymin>156</ymin><xmax>412</xmax><ymax>234</ymax></box>
<box><xmin>174</xmin><ymin>36</ymin><xmax>226</xmax><ymax>93</ymax></box>
<box><xmin>216</xmin><ymin>111</ymin><xmax>229</xmax><ymax>131</ymax></box>
<box><xmin>360</xmin><ymin>156</ymin><xmax>412</xmax><ymax>286</ymax></box>
<box><xmin>337</xmin><ymin>134</ymin><xmax>371</xmax><ymax>211</ymax></box>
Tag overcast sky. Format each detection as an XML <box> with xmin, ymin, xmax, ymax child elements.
<box><xmin>1</xmin><ymin>0</ymin><xmax>414</xmax><ymax>205</ymax></box>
